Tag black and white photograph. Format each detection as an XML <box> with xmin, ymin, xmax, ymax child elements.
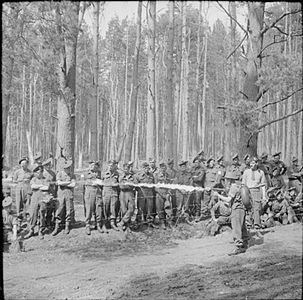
<box><xmin>2</xmin><ymin>1</ymin><xmax>302</xmax><ymax>299</ymax></box>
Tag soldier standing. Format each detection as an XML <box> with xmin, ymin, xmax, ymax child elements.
<box><xmin>52</xmin><ymin>160</ymin><xmax>76</xmax><ymax>236</ymax></box>
<box><xmin>42</xmin><ymin>158</ymin><xmax>57</xmax><ymax>229</ymax></box>
<box><xmin>24</xmin><ymin>165</ymin><xmax>48</xmax><ymax>239</ymax></box>
<box><xmin>33</xmin><ymin>151</ymin><xmax>43</xmax><ymax>164</ymax></box>
<box><xmin>118</xmin><ymin>161</ymin><xmax>136</xmax><ymax>231</ymax></box>
<box><xmin>101</xmin><ymin>159</ymin><xmax>120</xmax><ymax>231</ymax></box>
<box><xmin>173</xmin><ymin>160</ymin><xmax>192</xmax><ymax>224</ymax></box>
<box><xmin>202</xmin><ymin>157</ymin><xmax>218</xmax><ymax>218</ymax></box>
<box><xmin>241</xmin><ymin>154</ymin><xmax>251</xmax><ymax>172</ymax></box>
<box><xmin>242</xmin><ymin>157</ymin><xmax>266</xmax><ymax>230</ymax></box>
<box><xmin>84</xmin><ymin>161</ymin><xmax>102</xmax><ymax>235</ymax></box>
<box><xmin>166</xmin><ymin>158</ymin><xmax>177</xmax><ymax>221</ymax></box>
<box><xmin>215</xmin><ymin>155</ymin><xmax>226</xmax><ymax>185</ymax></box>
<box><xmin>270</xmin><ymin>152</ymin><xmax>287</xmax><ymax>176</ymax></box>
<box><xmin>13</xmin><ymin>157</ymin><xmax>32</xmax><ymax>227</ymax></box>
<box><xmin>258</xmin><ymin>152</ymin><xmax>272</xmax><ymax>188</ymax></box>
<box><xmin>227</xmin><ymin>153</ymin><xmax>243</xmax><ymax>179</ymax></box>
<box><xmin>287</xmin><ymin>157</ymin><xmax>302</xmax><ymax>193</ymax></box>
<box><xmin>213</xmin><ymin>172</ymin><xmax>250</xmax><ymax>255</ymax></box>
<box><xmin>191</xmin><ymin>156</ymin><xmax>205</xmax><ymax>222</ymax></box>
<box><xmin>134</xmin><ymin>161</ymin><xmax>155</xmax><ymax>227</ymax></box>
<box><xmin>154</xmin><ymin>160</ymin><xmax>171</xmax><ymax>229</ymax></box>
<box><xmin>149</xmin><ymin>158</ymin><xmax>157</xmax><ymax>174</ymax></box>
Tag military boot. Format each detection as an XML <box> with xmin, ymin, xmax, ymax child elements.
<box><xmin>64</xmin><ymin>222</ymin><xmax>70</xmax><ymax>234</ymax></box>
<box><xmin>38</xmin><ymin>229</ymin><xmax>44</xmax><ymax>240</ymax></box>
<box><xmin>85</xmin><ymin>225</ymin><xmax>91</xmax><ymax>235</ymax></box>
<box><xmin>97</xmin><ymin>223</ymin><xmax>104</xmax><ymax>233</ymax></box>
<box><xmin>159</xmin><ymin>220</ymin><xmax>166</xmax><ymax>230</ymax></box>
<box><xmin>110</xmin><ymin>220</ymin><xmax>119</xmax><ymax>231</ymax></box>
<box><xmin>51</xmin><ymin>223</ymin><xmax>60</xmax><ymax>236</ymax></box>
<box><xmin>24</xmin><ymin>229</ymin><xmax>34</xmax><ymax>239</ymax></box>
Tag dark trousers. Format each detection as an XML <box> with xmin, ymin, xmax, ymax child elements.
<box><xmin>102</xmin><ymin>190</ymin><xmax>118</xmax><ymax>221</ymax></box>
<box><xmin>137</xmin><ymin>188</ymin><xmax>154</xmax><ymax>222</ymax></box>
<box><xmin>231</xmin><ymin>207</ymin><xmax>249</xmax><ymax>248</ymax></box>
<box><xmin>120</xmin><ymin>190</ymin><xmax>135</xmax><ymax>224</ymax></box>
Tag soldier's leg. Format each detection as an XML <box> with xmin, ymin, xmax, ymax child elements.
<box><xmin>137</xmin><ymin>190</ymin><xmax>145</xmax><ymax>223</ymax></box>
<box><xmin>24</xmin><ymin>194</ymin><xmax>39</xmax><ymax>238</ymax></box>
<box><xmin>120</xmin><ymin>191</ymin><xmax>135</xmax><ymax>228</ymax></box>
<box><xmin>52</xmin><ymin>191</ymin><xmax>65</xmax><ymax>235</ymax></box>
<box><xmin>156</xmin><ymin>192</ymin><xmax>165</xmax><ymax>228</ymax></box>
<box><xmin>119</xmin><ymin>191</ymin><xmax>127</xmax><ymax>220</ymax></box>
<box><xmin>194</xmin><ymin>190</ymin><xmax>202</xmax><ymax>219</ymax></box>
<box><xmin>15</xmin><ymin>186</ymin><xmax>23</xmax><ymax>226</ymax></box>
<box><xmin>175</xmin><ymin>190</ymin><xmax>184</xmax><ymax>221</ymax></box>
<box><xmin>39</xmin><ymin>202</ymin><xmax>47</xmax><ymax>238</ymax></box>
<box><xmin>201</xmin><ymin>191</ymin><xmax>211</xmax><ymax>218</ymax></box>
<box><xmin>110</xmin><ymin>194</ymin><xmax>119</xmax><ymax>230</ymax></box>
<box><xmin>84</xmin><ymin>188</ymin><xmax>95</xmax><ymax>227</ymax></box>
<box><xmin>146</xmin><ymin>190</ymin><xmax>154</xmax><ymax>223</ymax></box>
<box><xmin>251</xmin><ymin>190</ymin><xmax>262</xmax><ymax>227</ymax></box>
<box><xmin>102</xmin><ymin>192</ymin><xmax>111</xmax><ymax>225</ymax></box>
<box><xmin>231</xmin><ymin>208</ymin><xmax>246</xmax><ymax>249</ymax></box>
<box><xmin>64</xmin><ymin>192</ymin><xmax>73</xmax><ymax>234</ymax></box>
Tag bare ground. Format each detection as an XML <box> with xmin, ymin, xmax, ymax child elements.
<box><xmin>3</xmin><ymin>203</ymin><xmax>302</xmax><ymax>300</ymax></box>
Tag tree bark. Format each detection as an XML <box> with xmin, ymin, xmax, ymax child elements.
<box><xmin>164</xmin><ymin>0</ymin><xmax>175</xmax><ymax>161</ymax></box>
<box><xmin>240</xmin><ymin>2</ymin><xmax>265</xmax><ymax>156</ymax></box>
<box><xmin>125</xmin><ymin>1</ymin><xmax>142</xmax><ymax>161</ymax></box>
<box><xmin>55</xmin><ymin>2</ymin><xmax>80</xmax><ymax>172</ymax></box>
<box><xmin>90</xmin><ymin>1</ymin><xmax>100</xmax><ymax>161</ymax></box>
<box><xmin>146</xmin><ymin>1</ymin><xmax>156</xmax><ymax>160</ymax></box>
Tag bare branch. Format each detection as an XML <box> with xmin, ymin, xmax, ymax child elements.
<box><xmin>247</xmin><ymin>88</ymin><xmax>303</xmax><ymax>113</ymax></box>
<box><xmin>258</xmin><ymin>35</ymin><xmax>287</xmax><ymax>58</ymax></box>
<box><xmin>216</xmin><ymin>1</ymin><xmax>248</xmax><ymax>35</ymax></box>
<box><xmin>261</xmin><ymin>9</ymin><xmax>301</xmax><ymax>35</ymax></box>
<box><xmin>247</xmin><ymin>108</ymin><xmax>303</xmax><ymax>146</ymax></box>
<box><xmin>226</xmin><ymin>33</ymin><xmax>247</xmax><ymax>60</ymax></box>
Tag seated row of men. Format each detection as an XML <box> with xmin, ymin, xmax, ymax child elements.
<box><xmin>2</xmin><ymin>150</ymin><xmax>302</xmax><ymax>241</ymax></box>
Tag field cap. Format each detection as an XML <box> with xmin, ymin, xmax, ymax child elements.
<box><xmin>232</xmin><ymin>153</ymin><xmax>239</xmax><ymax>160</ymax></box>
<box><xmin>19</xmin><ymin>156</ymin><xmax>29</xmax><ymax>164</ymax></box>
<box><xmin>33</xmin><ymin>151</ymin><xmax>42</xmax><ymax>160</ymax></box>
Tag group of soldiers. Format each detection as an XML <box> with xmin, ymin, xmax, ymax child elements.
<box><xmin>2</xmin><ymin>149</ymin><xmax>303</xmax><ymax>255</ymax></box>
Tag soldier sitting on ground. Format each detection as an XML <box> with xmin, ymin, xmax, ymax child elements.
<box><xmin>206</xmin><ymin>194</ymin><xmax>231</xmax><ymax>236</ymax></box>
<box><xmin>3</xmin><ymin>188</ymin><xmax>19</xmax><ymax>251</ymax></box>
<box><xmin>266</xmin><ymin>189</ymin><xmax>291</xmax><ymax>225</ymax></box>
<box><xmin>284</xmin><ymin>186</ymin><xmax>302</xmax><ymax>222</ymax></box>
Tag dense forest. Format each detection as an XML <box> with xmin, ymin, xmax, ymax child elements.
<box><xmin>2</xmin><ymin>1</ymin><xmax>302</xmax><ymax>171</ymax></box>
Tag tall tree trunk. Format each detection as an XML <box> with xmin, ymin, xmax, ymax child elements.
<box><xmin>125</xmin><ymin>1</ymin><xmax>142</xmax><ymax>161</ymax></box>
<box><xmin>2</xmin><ymin>56</ymin><xmax>14</xmax><ymax>155</ymax></box>
<box><xmin>181</xmin><ymin>1</ymin><xmax>189</xmax><ymax>160</ymax></box>
<box><xmin>240</xmin><ymin>2</ymin><xmax>265</xmax><ymax>156</ymax></box>
<box><xmin>146</xmin><ymin>1</ymin><xmax>156</xmax><ymax>160</ymax></box>
<box><xmin>55</xmin><ymin>2</ymin><xmax>80</xmax><ymax>172</ymax></box>
<box><xmin>90</xmin><ymin>1</ymin><xmax>100</xmax><ymax>161</ymax></box>
<box><xmin>164</xmin><ymin>0</ymin><xmax>175</xmax><ymax>161</ymax></box>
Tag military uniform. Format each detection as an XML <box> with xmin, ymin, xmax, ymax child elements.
<box><xmin>258</xmin><ymin>152</ymin><xmax>272</xmax><ymax>188</ymax></box>
<box><xmin>134</xmin><ymin>163</ymin><xmax>155</xmax><ymax>224</ymax></box>
<box><xmin>154</xmin><ymin>162</ymin><xmax>171</xmax><ymax>228</ymax></box>
<box><xmin>119</xmin><ymin>162</ymin><xmax>136</xmax><ymax>230</ymax></box>
<box><xmin>287</xmin><ymin>157</ymin><xmax>302</xmax><ymax>193</ymax></box>
<box><xmin>270</xmin><ymin>166</ymin><xmax>286</xmax><ymax>190</ymax></box>
<box><xmin>52</xmin><ymin>160</ymin><xmax>75</xmax><ymax>235</ymax></box>
<box><xmin>203</xmin><ymin>158</ymin><xmax>218</xmax><ymax>217</ymax></box>
<box><xmin>166</xmin><ymin>159</ymin><xmax>177</xmax><ymax>220</ymax></box>
<box><xmin>3</xmin><ymin>196</ymin><xmax>18</xmax><ymax>244</ymax></box>
<box><xmin>215</xmin><ymin>156</ymin><xmax>226</xmax><ymax>186</ymax></box>
<box><xmin>43</xmin><ymin>158</ymin><xmax>57</xmax><ymax>228</ymax></box>
<box><xmin>267</xmin><ymin>190</ymin><xmax>290</xmax><ymax>225</ymax></box>
<box><xmin>228</xmin><ymin>182</ymin><xmax>249</xmax><ymax>254</ymax></box>
<box><xmin>190</xmin><ymin>159</ymin><xmax>206</xmax><ymax>220</ymax></box>
<box><xmin>84</xmin><ymin>164</ymin><xmax>102</xmax><ymax>234</ymax></box>
<box><xmin>13</xmin><ymin>157</ymin><xmax>33</xmax><ymax>223</ymax></box>
<box><xmin>227</xmin><ymin>153</ymin><xmax>243</xmax><ymax>180</ymax></box>
<box><xmin>173</xmin><ymin>161</ymin><xmax>192</xmax><ymax>222</ymax></box>
<box><xmin>101</xmin><ymin>164</ymin><xmax>120</xmax><ymax>230</ymax></box>
<box><xmin>270</xmin><ymin>152</ymin><xmax>287</xmax><ymax>176</ymax></box>
<box><xmin>25</xmin><ymin>165</ymin><xmax>48</xmax><ymax>239</ymax></box>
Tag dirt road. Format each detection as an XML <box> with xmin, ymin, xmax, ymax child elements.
<box><xmin>3</xmin><ymin>206</ymin><xmax>302</xmax><ymax>300</ymax></box>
